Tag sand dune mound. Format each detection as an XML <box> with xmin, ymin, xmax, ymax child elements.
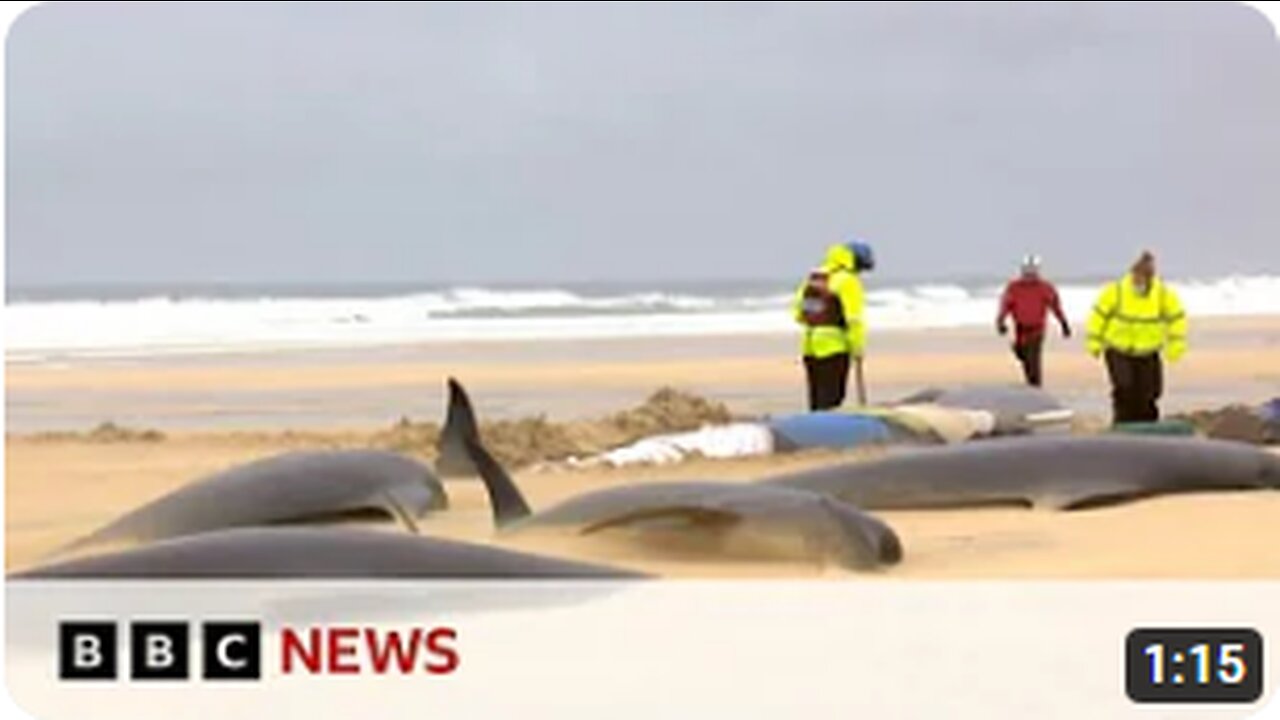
<box><xmin>476</xmin><ymin>387</ymin><xmax>733</xmax><ymax>469</ymax></box>
<box><xmin>24</xmin><ymin>421</ymin><xmax>167</xmax><ymax>444</ymax></box>
<box><xmin>370</xmin><ymin>387</ymin><xmax>733</xmax><ymax>469</ymax></box>
<box><xmin>603</xmin><ymin>386</ymin><xmax>734</xmax><ymax>437</ymax></box>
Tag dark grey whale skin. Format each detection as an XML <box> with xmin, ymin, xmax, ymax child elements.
<box><xmin>494</xmin><ymin>479</ymin><xmax>903</xmax><ymax>570</ymax></box>
<box><xmin>762</xmin><ymin>434</ymin><xmax>1280</xmax><ymax>510</ymax></box>
<box><xmin>14</xmin><ymin>527</ymin><xmax>647</xmax><ymax>580</ymax></box>
<box><xmin>60</xmin><ymin>450</ymin><xmax>449</xmax><ymax>553</ymax></box>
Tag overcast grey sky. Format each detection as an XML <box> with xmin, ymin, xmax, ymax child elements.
<box><xmin>6</xmin><ymin>1</ymin><xmax>1280</xmax><ymax>286</ymax></box>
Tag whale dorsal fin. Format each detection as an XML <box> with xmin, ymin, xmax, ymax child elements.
<box><xmin>436</xmin><ymin>377</ymin><xmax>482</xmax><ymax>478</ymax></box>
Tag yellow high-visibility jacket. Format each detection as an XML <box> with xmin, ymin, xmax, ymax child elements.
<box><xmin>793</xmin><ymin>244</ymin><xmax>866</xmax><ymax>359</ymax></box>
<box><xmin>1085</xmin><ymin>274</ymin><xmax>1187</xmax><ymax>361</ymax></box>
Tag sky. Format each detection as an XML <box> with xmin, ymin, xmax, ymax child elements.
<box><xmin>5</xmin><ymin>1</ymin><xmax>1280</xmax><ymax>287</ymax></box>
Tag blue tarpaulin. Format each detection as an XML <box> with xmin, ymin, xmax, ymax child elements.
<box><xmin>768</xmin><ymin>413</ymin><xmax>894</xmax><ymax>451</ymax></box>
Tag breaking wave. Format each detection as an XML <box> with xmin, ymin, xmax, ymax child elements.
<box><xmin>6</xmin><ymin>275</ymin><xmax>1279</xmax><ymax>362</ymax></box>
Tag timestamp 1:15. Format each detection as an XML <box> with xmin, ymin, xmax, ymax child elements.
<box><xmin>1144</xmin><ymin>641</ymin><xmax>1247</xmax><ymax>685</ymax></box>
<box><xmin>1127</xmin><ymin>628</ymin><xmax>1263</xmax><ymax>704</ymax></box>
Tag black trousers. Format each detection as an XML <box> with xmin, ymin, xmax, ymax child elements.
<box><xmin>804</xmin><ymin>353</ymin><xmax>851</xmax><ymax>411</ymax></box>
<box><xmin>1011</xmin><ymin>336</ymin><xmax>1044</xmax><ymax>387</ymax></box>
<box><xmin>1104</xmin><ymin>349</ymin><xmax>1163</xmax><ymax>424</ymax></box>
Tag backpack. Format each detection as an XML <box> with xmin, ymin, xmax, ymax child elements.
<box><xmin>800</xmin><ymin>270</ymin><xmax>846</xmax><ymax>327</ymax></box>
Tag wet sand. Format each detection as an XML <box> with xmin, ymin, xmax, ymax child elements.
<box><xmin>7</xmin><ymin>316</ymin><xmax>1280</xmax><ymax>431</ymax></box>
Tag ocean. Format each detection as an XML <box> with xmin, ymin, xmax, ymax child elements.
<box><xmin>6</xmin><ymin>275</ymin><xmax>1280</xmax><ymax>363</ymax></box>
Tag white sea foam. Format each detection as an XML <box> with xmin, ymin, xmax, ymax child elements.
<box><xmin>5</xmin><ymin>276</ymin><xmax>1279</xmax><ymax>362</ymax></box>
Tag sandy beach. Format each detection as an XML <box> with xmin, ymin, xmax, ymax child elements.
<box><xmin>6</xmin><ymin>317</ymin><xmax>1280</xmax><ymax>578</ymax></box>
<box><xmin>7</xmin><ymin>434</ymin><xmax>1280</xmax><ymax>579</ymax></box>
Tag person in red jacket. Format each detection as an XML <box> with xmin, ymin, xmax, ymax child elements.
<box><xmin>996</xmin><ymin>255</ymin><xmax>1071</xmax><ymax>387</ymax></box>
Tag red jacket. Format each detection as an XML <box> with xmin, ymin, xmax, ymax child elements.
<box><xmin>998</xmin><ymin>277</ymin><xmax>1068</xmax><ymax>344</ymax></box>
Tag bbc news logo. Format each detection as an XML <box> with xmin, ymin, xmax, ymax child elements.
<box><xmin>58</xmin><ymin>620</ymin><xmax>459</xmax><ymax>681</ymax></box>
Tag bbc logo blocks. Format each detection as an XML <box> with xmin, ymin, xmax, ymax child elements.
<box><xmin>129</xmin><ymin>622</ymin><xmax>189</xmax><ymax>680</ymax></box>
<box><xmin>58</xmin><ymin>622</ymin><xmax>117</xmax><ymax>680</ymax></box>
<box><xmin>202</xmin><ymin>622</ymin><xmax>261</xmax><ymax>680</ymax></box>
<box><xmin>59</xmin><ymin>621</ymin><xmax>261</xmax><ymax>681</ymax></box>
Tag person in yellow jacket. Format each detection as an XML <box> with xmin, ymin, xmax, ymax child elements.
<box><xmin>1085</xmin><ymin>251</ymin><xmax>1188</xmax><ymax>425</ymax></box>
<box><xmin>792</xmin><ymin>240</ymin><xmax>874</xmax><ymax>411</ymax></box>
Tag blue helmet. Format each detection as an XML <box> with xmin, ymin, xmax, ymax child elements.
<box><xmin>847</xmin><ymin>240</ymin><xmax>875</xmax><ymax>272</ymax></box>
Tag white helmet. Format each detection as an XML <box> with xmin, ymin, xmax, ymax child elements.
<box><xmin>1021</xmin><ymin>254</ymin><xmax>1042</xmax><ymax>273</ymax></box>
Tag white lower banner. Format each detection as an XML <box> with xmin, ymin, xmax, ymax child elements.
<box><xmin>5</xmin><ymin>580</ymin><xmax>1279</xmax><ymax>719</ymax></box>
